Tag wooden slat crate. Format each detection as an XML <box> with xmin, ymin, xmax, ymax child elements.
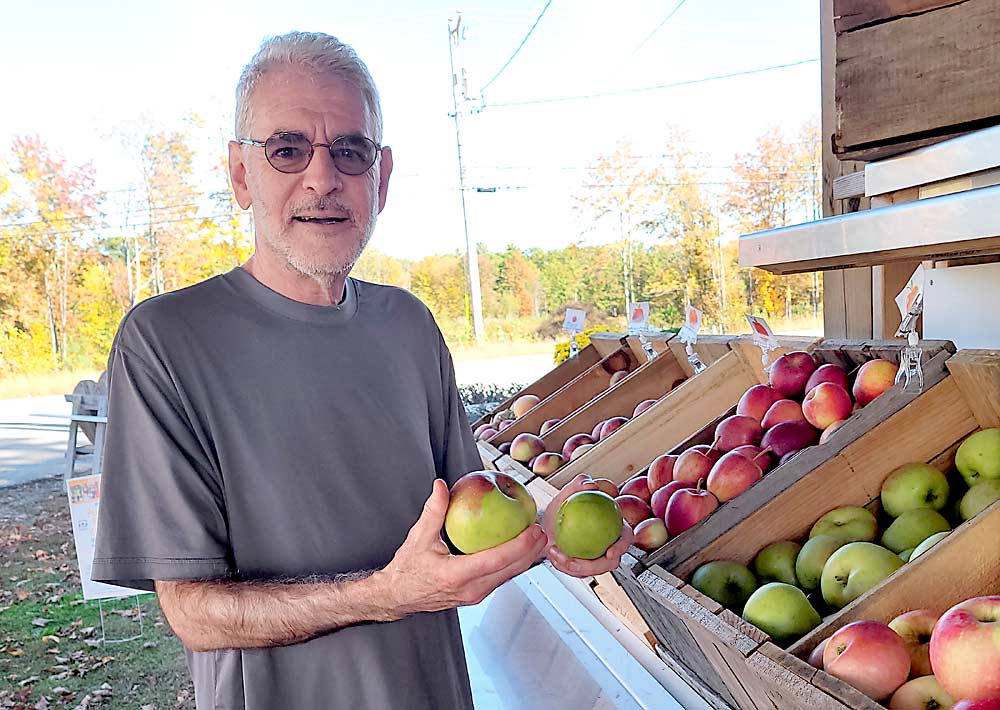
<box><xmin>833</xmin><ymin>0</ymin><xmax>1000</xmax><ymax>161</ymax></box>
<box><xmin>627</xmin><ymin>349</ymin><xmax>998</xmax><ymax>709</ymax></box>
<box><xmin>488</xmin><ymin>341</ymin><xmax>646</xmax><ymax>448</ymax></box>
<box><xmin>546</xmin><ymin>336</ymin><xmax>819</xmax><ymax>489</ymax></box>
<box><xmin>641</xmin><ymin>339</ymin><xmax>955</xmax><ymax>570</ymax></box>
<box><xmin>471</xmin><ymin>341</ymin><xmax>608</xmax><ymax>430</ymax></box>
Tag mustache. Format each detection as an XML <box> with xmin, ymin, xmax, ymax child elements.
<box><xmin>290</xmin><ymin>198</ymin><xmax>356</xmax><ymax>222</ymax></box>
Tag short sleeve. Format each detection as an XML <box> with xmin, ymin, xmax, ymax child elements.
<box><xmin>92</xmin><ymin>342</ymin><xmax>232</xmax><ymax>590</ymax></box>
<box><xmin>438</xmin><ymin>340</ymin><xmax>482</xmax><ymax>487</ymax></box>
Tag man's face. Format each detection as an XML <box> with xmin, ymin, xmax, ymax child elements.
<box><xmin>229</xmin><ymin>66</ymin><xmax>392</xmax><ymax>279</ymax></box>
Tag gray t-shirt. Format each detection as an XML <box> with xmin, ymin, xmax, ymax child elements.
<box><xmin>93</xmin><ymin>267</ymin><xmax>481</xmax><ymax>709</ymax></box>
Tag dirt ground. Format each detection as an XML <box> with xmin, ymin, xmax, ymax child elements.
<box><xmin>0</xmin><ymin>476</ymin><xmax>193</xmax><ymax>709</ymax></box>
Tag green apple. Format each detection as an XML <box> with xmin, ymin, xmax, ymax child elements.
<box><xmin>879</xmin><ymin>462</ymin><xmax>949</xmax><ymax>518</ymax></box>
<box><xmin>752</xmin><ymin>541</ymin><xmax>801</xmax><ymax>586</ymax></box>
<box><xmin>959</xmin><ymin>479</ymin><xmax>1000</xmax><ymax>520</ymax></box>
<box><xmin>908</xmin><ymin>530</ymin><xmax>949</xmax><ymax>562</ymax></box>
<box><xmin>691</xmin><ymin>561</ymin><xmax>758</xmax><ymax>610</ymax></box>
<box><xmin>795</xmin><ymin>534</ymin><xmax>850</xmax><ymax>591</ymax></box>
<box><xmin>955</xmin><ymin>428</ymin><xmax>1000</xmax><ymax>486</ymax></box>
<box><xmin>880</xmin><ymin>508</ymin><xmax>951</xmax><ymax>553</ymax></box>
<box><xmin>898</xmin><ymin>548</ymin><xmax>914</xmax><ymax>561</ymax></box>
<box><xmin>554</xmin><ymin>491</ymin><xmax>624</xmax><ymax>560</ymax></box>
<box><xmin>742</xmin><ymin>583</ymin><xmax>821</xmax><ymax>643</ymax></box>
<box><xmin>445</xmin><ymin>471</ymin><xmax>537</xmax><ymax>554</ymax></box>
<box><xmin>821</xmin><ymin>542</ymin><xmax>904</xmax><ymax>608</ymax></box>
<box><xmin>809</xmin><ymin>506</ymin><xmax>878</xmax><ymax>542</ymax></box>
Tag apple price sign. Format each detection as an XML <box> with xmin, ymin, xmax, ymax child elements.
<box><xmin>747</xmin><ymin>315</ymin><xmax>779</xmax><ymax>371</ymax></box>
<box><xmin>563</xmin><ymin>308</ymin><xmax>586</xmax><ymax>357</ymax></box>
<box><xmin>679</xmin><ymin>305</ymin><xmax>706</xmax><ymax>373</ymax></box>
<box><xmin>627</xmin><ymin>301</ymin><xmax>650</xmax><ymax>335</ymax></box>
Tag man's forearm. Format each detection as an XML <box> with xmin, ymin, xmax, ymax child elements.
<box><xmin>155</xmin><ymin>571</ymin><xmax>397</xmax><ymax>652</ymax></box>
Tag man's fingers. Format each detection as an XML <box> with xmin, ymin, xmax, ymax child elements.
<box><xmin>456</xmin><ymin>523</ymin><xmax>547</xmax><ymax>578</ymax></box>
<box><xmin>407</xmin><ymin>479</ymin><xmax>451</xmax><ymax>546</ymax></box>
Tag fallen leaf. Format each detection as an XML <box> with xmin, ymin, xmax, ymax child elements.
<box><xmin>42</xmin><ymin>635</ymin><xmax>59</xmax><ymax>644</ymax></box>
<box><xmin>15</xmin><ymin>589</ymin><xmax>29</xmax><ymax>601</ymax></box>
<box><xmin>18</xmin><ymin>675</ymin><xmax>40</xmax><ymax>687</ymax></box>
<box><xmin>31</xmin><ymin>618</ymin><xmax>53</xmax><ymax>627</ymax></box>
<box><xmin>33</xmin><ymin>696</ymin><xmax>49</xmax><ymax>709</ymax></box>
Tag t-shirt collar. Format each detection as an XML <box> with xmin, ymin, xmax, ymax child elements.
<box><xmin>223</xmin><ymin>266</ymin><xmax>359</xmax><ymax>324</ymax></box>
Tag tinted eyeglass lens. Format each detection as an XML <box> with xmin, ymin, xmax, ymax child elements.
<box><xmin>264</xmin><ymin>133</ymin><xmax>313</xmax><ymax>173</ymax></box>
<box><xmin>262</xmin><ymin>133</ymin><xmax>379</xmax><ymax>175</ymax></box>
<box><xmin>330</xmin><ymin>135</ymin><xmax>379</xmax><ymax>175</ymax></box>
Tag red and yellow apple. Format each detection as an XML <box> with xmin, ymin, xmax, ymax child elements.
<box><xmin>510</xmin><ymin>394</ymin><xmax>541</xmax><ymax>417</ymax></box>
<box><xmin>615</xmin><ymin>495</ymin><xmax>653</xmax><ymax>529</ymax></box>
<box><xmin>648</xmin><ymin>454</ymin><xmax>678</xmax><ymax>491</ymax></box>
<box><xmin>510</xmin><ymin>433</ymin><xmax>546</xmax><ymax>463</ymax></box>
<box><xmin>854</xmin><ymin>359</ymin><xmax>900</xmax><ymax>406</ymax></box>
<box><xmin>561</xmin><ymin>433</ymin><xmax>595</xmax><ymax>460</ymax></box>
<box><xmin>599</xmin><ymin>416</ymin><xmax>630</xmax><ymax>440</ymax></box>
<box><xmin>823</xmin><ymin>620</ymin><xmax>911</xmax><ymax>700</ymax></box>
<box><xmin>633</xmin><ymin>517</ymin><xmax>669</xmax><ymax>551</ymax></box>
<box><xmin>706</xmin><ymin>451</ymin><xmax>763</xmax><ymax>502</ymax></box>
<box><xmin>805</xmin><ymin>363</ymin><xmax>850</xmax><ymax>395</ymax></box>
<box><xmin>714</xmin><ymin>414</ymin><xmax>764</xmax><ymax>452</ymax></box>
<box><xmin>761</xmin><ymin>399</ymin><xmax>807</xmax><ymax>429</ymax></box>
<box><xmin>888</xmin><ymin>609</ymin><xmax>939</xmax><ymax>677</ymax></box>
<box><xmin>444</xmin><ymin>471</ymin><xmax>537</xmax><ymax>554</ymax></box>
<box><xmin>888</xmin><ymin>675</ymin><xmax>954</xmax><ymax>710</ymax></box>
<box><xmin>531</xmin><ymin>452</ymin><xmax>565</xmax><ymax>476</ymax></box>
<box><xmin>650</xmin><ymin>481</ymin><xmax>689</xmax><ymax>520</ymax></box>
<box><xmin>930</xmin><ymin>596</ymin><xmax>1000</xmax><ymax>701</ymax></box>
<box><xmin>632</xmin><ymin>398</ymin><xmax>658</xmax><ymax>417</ymax></box>
<box><xmin>664</xmin><ymin>482</ymin><xmax>719</xmax><ymax>535</ymax></box>
<box><xmin>802</xmin><ymin>382</ymin><xmax>853</xmax><ymax>430</ymax></box>
<box><xmin>620</xmin><ymin>476</ymin><xmax>652</xmax><ymax>504</ymax></box>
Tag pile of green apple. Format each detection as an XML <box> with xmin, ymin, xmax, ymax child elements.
<box><xmin>804</xmin><ymin>594</ymin><xmax>1000</xmax><ymax>707</ymax></box>
<box><xmin>687</xmin><ymin>427</ymin><xmax>1000</xmax><ymax>651</ymax></box>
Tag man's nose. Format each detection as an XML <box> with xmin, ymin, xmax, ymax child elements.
<box><xmin>301</xmin><ymin>146</ymin><xmax>344</xmax><ymax>194</ymax></box>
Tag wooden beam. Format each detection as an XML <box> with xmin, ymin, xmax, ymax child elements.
<box><xmin>822</xmin><ymin>0</ymin><xmax>873</xmax><ymax>339</ymax></box>
<box><xmin>835</xmin><ymin>1</ymin><xmax>1000</xmax><ymax>157</ymax></box>
<box><xmin>834</xmin><ymin>0</ymin><xmax>967</xmax><ymax>34</ymax></box>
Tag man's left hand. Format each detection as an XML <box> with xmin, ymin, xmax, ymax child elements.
<box><xmin>540</xmin><ymin>474</ymin><xmax>635</xmax><ymax>578</ymax></box>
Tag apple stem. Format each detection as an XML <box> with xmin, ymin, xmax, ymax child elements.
<box><xmin>751</xmin><ymin>450</ymin><xmax>770</xmax><ymax>463</ymax></box>
<box><xmin>695</xmin><ymin>478</ymin><xmax>705</xmax><ymax>492</ymax></box>
<box><xmin>710</xmin><ymin>437</ymin><xmax>720</xmax><ymax>453</ymax></box>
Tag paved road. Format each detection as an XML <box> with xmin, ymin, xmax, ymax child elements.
<box><xmin>0</xmin><ymin>396</ymin><xmax>72</xmax><ymax>487</ymax></box>
<box><xmin>0</xmin><ymin>354</ymin><xmax>555</xmax><ymax>488</ymax></box>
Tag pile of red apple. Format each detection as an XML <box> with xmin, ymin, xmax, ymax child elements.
<box><xmin>805</xmin><ymin>596</ymin><xmax>1000</xmax><ymax>707</ymax></box>
<box><xmin>589</xmin><ymin>352</ymin><xmax>900</xmax><ymax>551</ymax></box>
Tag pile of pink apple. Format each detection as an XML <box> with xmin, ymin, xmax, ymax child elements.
<box><xmin>803</xmin><ymin>595</ymin><xmax>1000</xmax><ymax>707</ymax></box>
<box><xmin>500</xmin><ymin>395</ymin><xmax>663</xmax><ymax>477</ymax></box>
<box><xmin>472</xmin><ymin>392</ymin><xmax>544</xmax><ymax>443</ymax></box>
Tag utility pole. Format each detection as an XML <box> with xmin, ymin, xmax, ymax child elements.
<box><xmin>448</xmin><ymin>15</ymin><xmax>485</xmax><ymax>342</ymax></box>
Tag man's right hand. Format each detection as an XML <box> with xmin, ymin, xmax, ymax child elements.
<box><xmin>375</xmin><ymin>479</ymin><xmax>548</xmax><ymax>620</ymax></box>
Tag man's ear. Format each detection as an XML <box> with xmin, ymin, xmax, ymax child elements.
<box><xmin>228</xmin><ymin>141</ymin><xmax>252</xmax><ymax>210</ymax></box>
<box><xmin>377</xmin><ymin>146</ymin><xmax>393</xmax><ymax>214</ymax></box>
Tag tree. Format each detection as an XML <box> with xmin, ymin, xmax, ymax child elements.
<box><xmin>10</xmin><ymin>135</ymin><xmax>101</xmax><ymax>364</ymax></box>
<box><xmin>724</xmin><ymin>121</ymin><xmax>822</xmax><ymax>321</ymax></box>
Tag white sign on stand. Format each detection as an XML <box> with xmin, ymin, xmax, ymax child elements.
<box><xmin>562</xmin><ymin>308</ymin><xmax>586</xmax><ymax>334</ymax></box>
<box><xmin>746</xmin><ymin>315</ymin><xmax>780</xmax><ymax>371</ymax></box>
<box><xmin>67</xmin><ymin>475</ymin><xmax>151</xmax><ymax>600</ymax></box>
<box><xmin>627</xmin><ymin>302</ymin><xmax>650</xmax><ymax>334</ymax></box>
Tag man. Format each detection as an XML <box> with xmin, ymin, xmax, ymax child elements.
<box><xmin>93</xmin><ymin>31</ymin><xmax>631</xmax><ymax>709</ymax></box>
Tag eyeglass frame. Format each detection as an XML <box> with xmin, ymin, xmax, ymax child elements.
<box><xmin>237</xmin><ymin>132</ymin><xmax>383</xmax><ymax>176</ymax></box>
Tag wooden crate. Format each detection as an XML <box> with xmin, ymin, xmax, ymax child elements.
<box><xmin>833</xmin><ymin>0</ymin><xmax>1000</xmax><ymax>161</ymax></box>
<box><xmin>545</xmin><ymin>336</ymin><xmax>819</xmax><ymax>489</ymax></box>
<box><xmin>487</xmin><ymin>339</ymin><xmax>647</xmax><ymax>448</ymax></box>
<box><xmin>629</xmin><ymin>349</ymin><xmax>997</xmax><ymax>709</ymax></box>
<box><xmin>471</xmin><ymin>341</ymin><xmax>609</xmax><ymax>430</ymax></box>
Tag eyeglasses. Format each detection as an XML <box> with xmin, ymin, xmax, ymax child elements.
<box><xmin>238</xmin><ymin>132</ymin><xmax>381</xmax><ymax>175</ymax></box>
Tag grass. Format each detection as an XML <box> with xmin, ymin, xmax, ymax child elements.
<box><xmin>0</xmin><ymin>477</ymin><xmax>192</xmax><ymax>708</ymax></box>
<box><xmin>0</xmin><ymin>370</ymin><xmax>101</xmax><ymax>401</ymax></box>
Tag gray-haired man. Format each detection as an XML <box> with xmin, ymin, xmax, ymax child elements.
<box><xmin>93</xmin><ymin>32</ymin><xmax>631</xmax><ymax>709</ymax></box>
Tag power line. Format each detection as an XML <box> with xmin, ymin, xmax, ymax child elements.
<box><xmin>487</xmin><ymin>58</ymin><xmax>819</xmax><ymax>107</ymax></box>
<box><xmin>480</xmin><ymin>0</ymin><xmax>555</xmax><ymax>94</ymax></box>
<box><xmin>628</xmin><ymin>0</ymin><xmax>688</xmax><ymax>59</ymax></box>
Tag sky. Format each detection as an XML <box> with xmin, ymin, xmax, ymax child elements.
<box><xmin>0</xmin><ymin>0</ymin><xmax>821</xmax><ymax>260</ymax></box>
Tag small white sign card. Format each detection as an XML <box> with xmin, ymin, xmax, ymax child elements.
<box><xmin>562</xmin><ymin>308</ymin><xmax>586</xmax><ymax>334</ymax></box>
<box><xmin>627</xmin><ymin>302</ymin><xmax>650</xmax><ymax>334</ymax></box>
<box><xmin>678</xmin><ymin>305</ymin><xmax>703</xmax><ymax>344</ymax></box>
<box><xmin>67</xmin><ymin>475</ymin><xmax>151</xmax><ymax>600</ymax></box>
<box><xmin>895</xmin><ymin>264</ymin><xmax>926</xmax><ymax>326</ymax></box>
